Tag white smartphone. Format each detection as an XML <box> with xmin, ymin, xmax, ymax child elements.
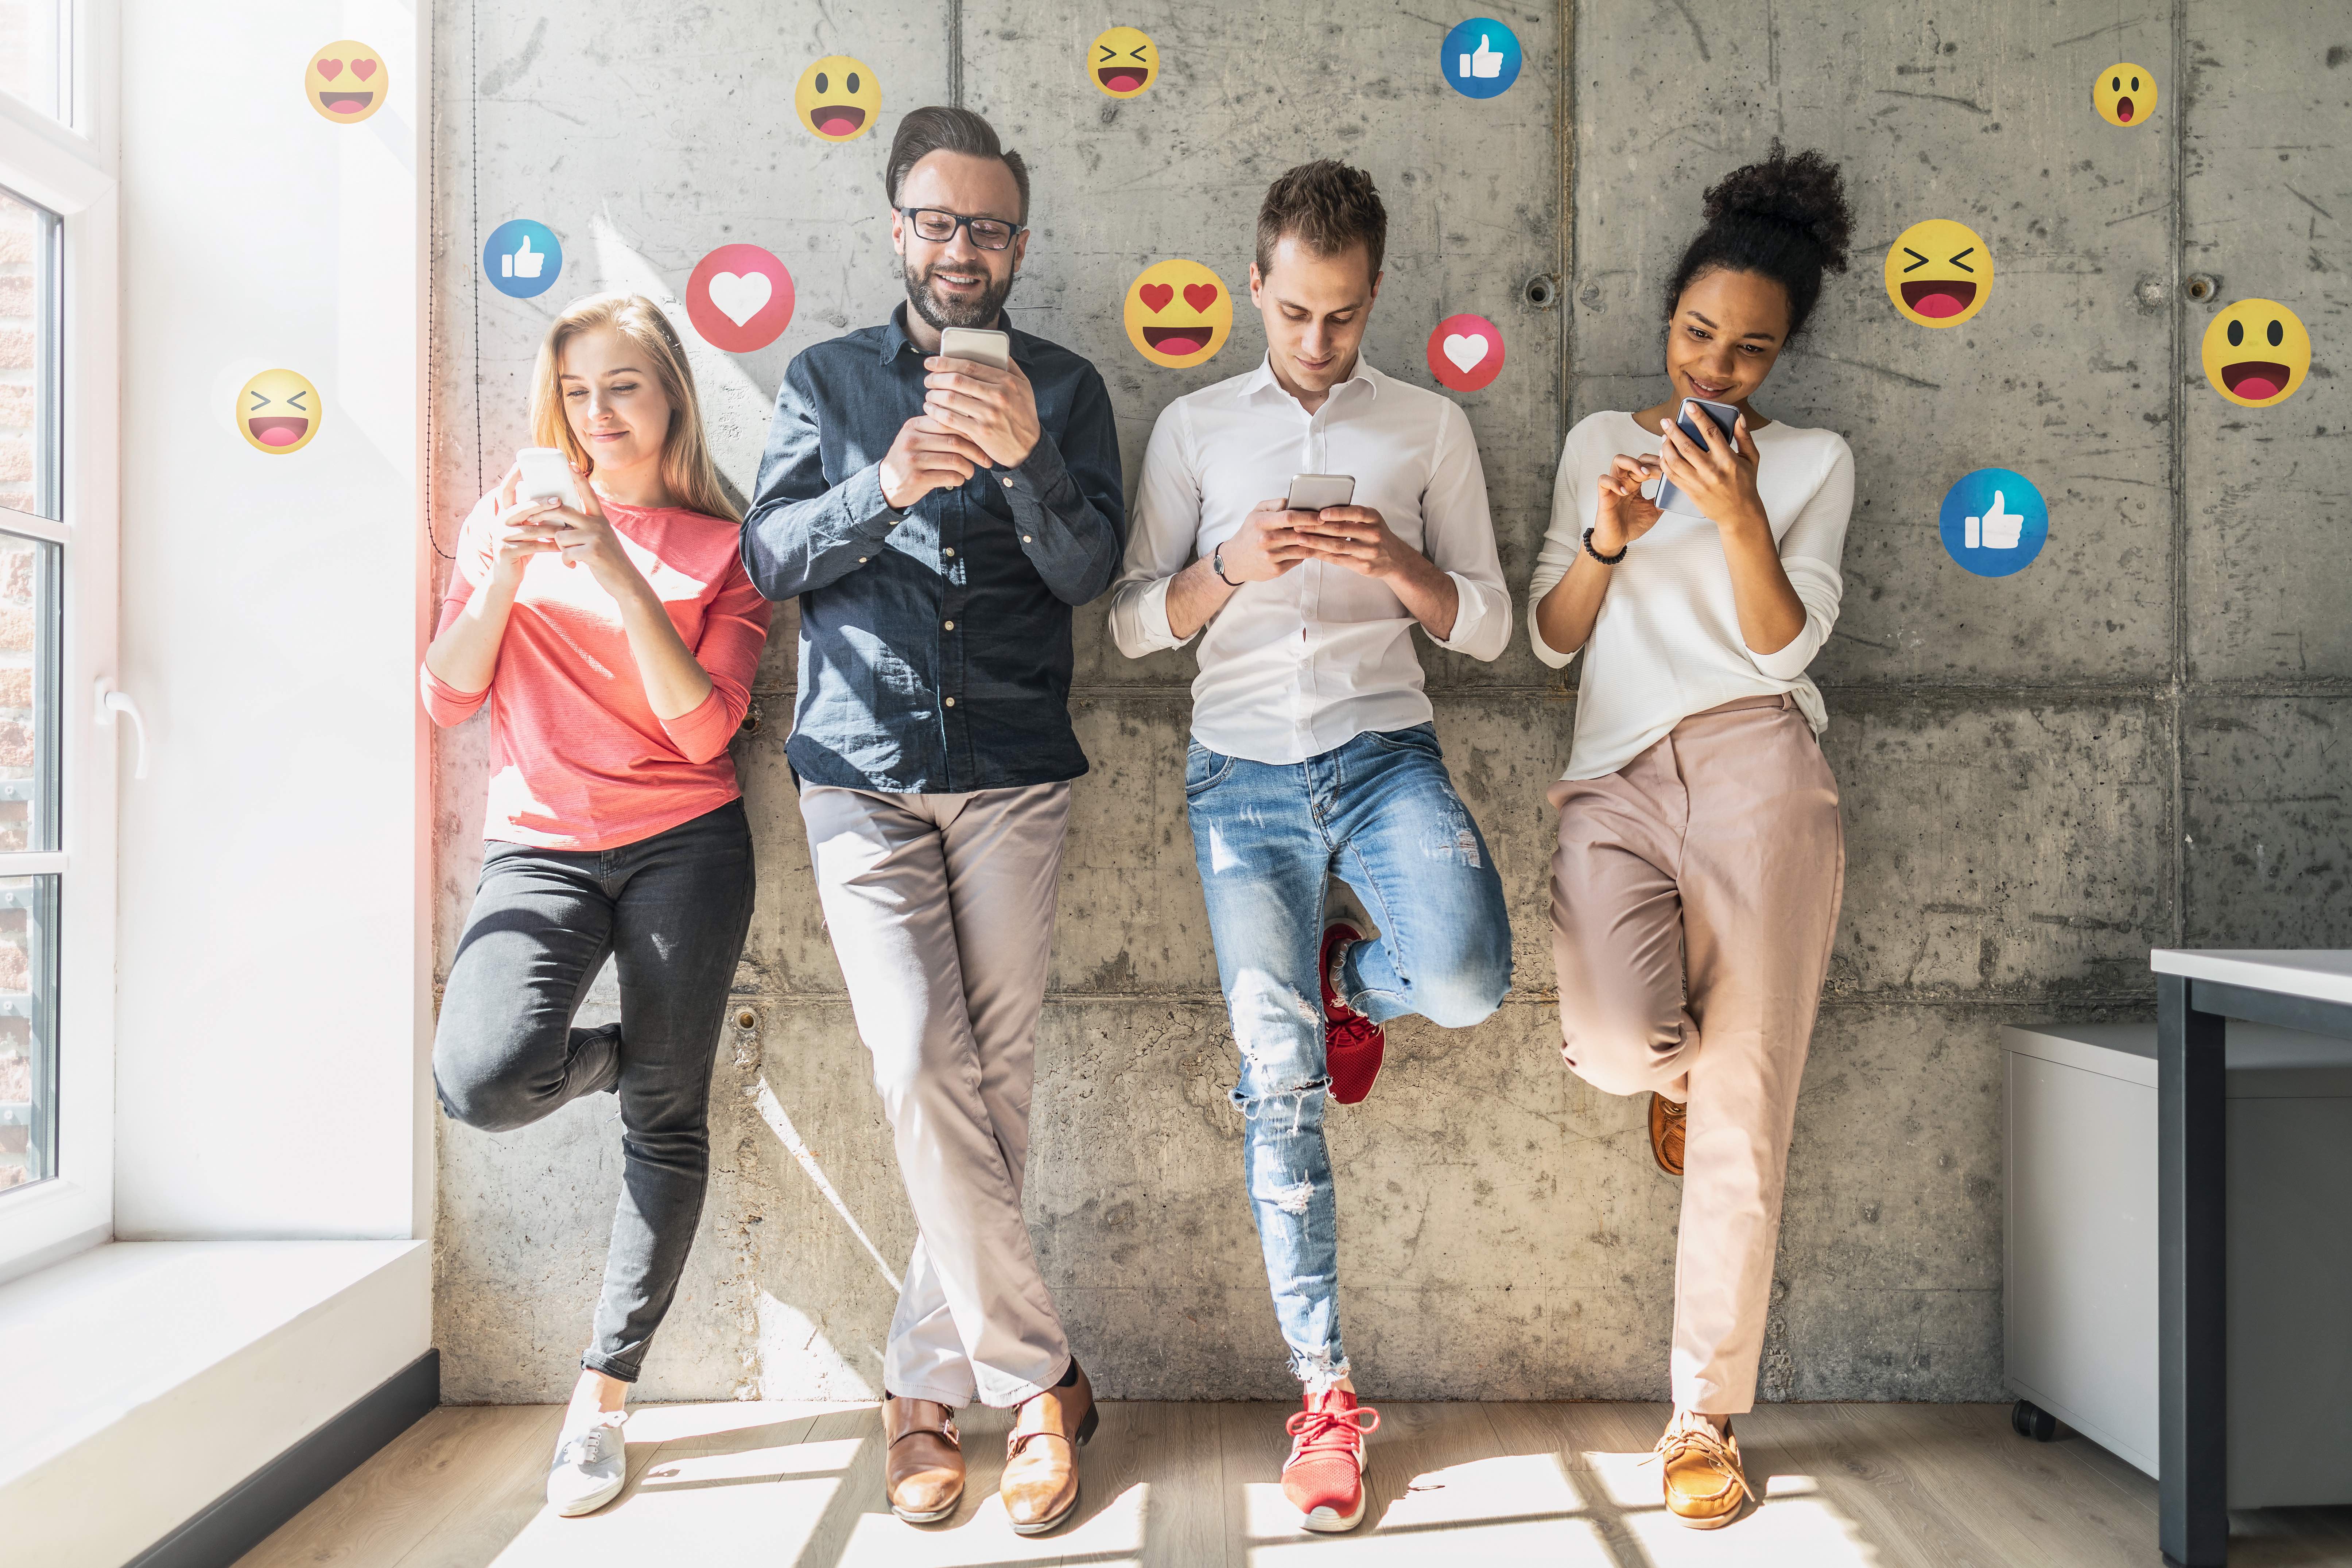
<box><xmin>1284</xmin><ymin>473</ymin><xmax>1357</xmax><ymax>513</ymax></box>
<box><xmin>937</xmin><ymin>326</ymin><xmax>1012</xmax><ymax>370</ymax></box>
<box><xmin>514</xmin><ymin>446</ymin><xmax>580</xmax><ymax>510</ymax></box>
<box><xmin>1652</xmin><ymin>398</ymin><xmax>1742</xmax><ymax>519</ymax></box>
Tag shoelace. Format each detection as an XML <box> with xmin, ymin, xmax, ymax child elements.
<box><xmin>1327</xmin><ymin>1011</ymin><xmax>1382</xmax><ymax>1052</ymax></box>
<box><xmin>1654</xmin><ymin>1417</ymin><xmax>1744</xmax><ymax>1490</ymax></box>
<box><xmin>559</xmin><ymin>1415</ymin><xmax>625</xmax><ymax>1468</ymax></box>
<box><xmin>1286</xmin><ymin>1402</ymin><xmax>1381</xmax><ymax>1460</ymax></box>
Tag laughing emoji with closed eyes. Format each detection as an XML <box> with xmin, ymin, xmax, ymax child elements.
<box><xmin>238</xmin><ymin>368</ymin><xmax>321</xmax><ymax>454</ymax></box>
<box><xmin>1885</xmin><ymin>218</ymin><xmax>1993</xmax><ymax>328</ymax></box>
<box><xmin>1089</xmin><ymin>27</ymin><xmax>1159</xmax><ymax>97</ymax></box>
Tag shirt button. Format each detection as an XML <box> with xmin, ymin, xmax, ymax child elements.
<box><xmin>1022</xmin><ymin>534</ymin><xmax>1033</xmax><ymax>544</ymax></box>
<box><xmin>1001</xmin><ymin>477</ymin><xmax>1014</xmax><ymax>488</ymax></box>
<box><xmin>943</xmin><ymin>547</ymin><xmax>955</xmax><ymax>558</ymax></box>
<box><xmin>943</xmin><ymin>620</ymin><xmax>955</xmax><ymax>630</ymax></box>
<box><xmin>857</xmin><ymin>556</ymin><xmax>867</xmax><ymax>563</ymax></box>
<box><xmin>945</xmin><ymin>697</ymin><xmax>956</xmax><ymax>707</ymax></box>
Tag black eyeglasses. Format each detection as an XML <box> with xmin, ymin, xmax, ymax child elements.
<box><xmin>899</xmin><ymin>207</ymin><xmax>1025</xmax><ymax>251</ymax></box>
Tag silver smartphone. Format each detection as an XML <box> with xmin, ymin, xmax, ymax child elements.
<box><xmin>1285</xmin><ymin>473</ymin><xmax>1357</xmax><ymax>514</ymax></box>
<box><xmin>1653</xmin><ymin>398</ymin><xmax>1742</xmax><ymax>519</ymax></box>
<box><xmin>937</xmin><ymin>326</ymin><xmax>1011</xmax><ymax>370</ymax></box>
<box><xmin>514</xmin><ymin>446</ymin><xmax>580</xmax><ymax>510</ymax></box>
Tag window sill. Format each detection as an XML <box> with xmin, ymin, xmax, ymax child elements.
<box><xmin>0</xmin><ymin>1238</ymin><xmax>428</xmax><ymax>1566</ymax></box>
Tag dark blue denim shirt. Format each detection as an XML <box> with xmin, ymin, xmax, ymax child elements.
<box><xmin>741</xmin><ymin>307</ymin><xmax>1126</xmax><ymax>794</ymax></box>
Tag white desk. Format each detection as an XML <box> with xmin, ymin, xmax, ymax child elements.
<box><xmin>2149</xmin><ymin>950</ymin><xmax>2352</xmax><ymax>1566</ymax></box>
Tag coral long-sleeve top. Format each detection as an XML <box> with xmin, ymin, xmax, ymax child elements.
<box><xmin>421</xmin><ymin>493</ymin><xmax>772</xmax><ymax>850</ymax></box>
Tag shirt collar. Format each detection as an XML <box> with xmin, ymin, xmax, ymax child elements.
<box><xmin>881</xmin><ymin>302</ymin><xmax>1019</xmax><ymax>364</ymax></box>
<box><xmin>1242</xmin><ymin>352</ymin><xmax>1382</xmax><ymax>408</ymax></box>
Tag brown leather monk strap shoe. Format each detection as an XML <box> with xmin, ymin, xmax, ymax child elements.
<box><xmin>882</xmin><ymin>1395</ymin><xmax>963</xmax><ymax>1524</ymax></box>
<box><xmin>1649</xmin><ymin>1092</ymin><xmax>1687</xmax><ymax>1176</ymax></box>
<box><xmin>1656</xmin><ymin>1410</ymin><xmax>1751</xmax><ymax>1529</ymax></box>
<box><xmin>1001</xmin><ymin>1361</ymin><xmax>1098</xmax><ymax>1536</ymax></box>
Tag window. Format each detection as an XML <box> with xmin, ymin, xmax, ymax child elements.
<box><xmin>0</xmin><ymin>1</ymin><xmax>71</xmax><ymax>123</ymax></box>
<box><xmin>0</xmin><ymin>0</ymin><xmax>118</xmax><ymax>1269</ymax></box>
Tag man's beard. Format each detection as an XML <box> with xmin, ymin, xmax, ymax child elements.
<box><xmin>905</xmin><ymin>257</ymin><xmax>1013</xmax><ymax>332</ymax></box>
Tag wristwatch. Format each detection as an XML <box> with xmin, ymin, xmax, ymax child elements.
<box><xmin>1213</xmin><ymin>544</ymin><xmax>1241</xmax><ymax>587</ymax></box>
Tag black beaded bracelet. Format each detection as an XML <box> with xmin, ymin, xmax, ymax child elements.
<box><xmin>1582</xmin><ymin>527</ymin><xmax>1628</xmax><ymax>566</ymax></box>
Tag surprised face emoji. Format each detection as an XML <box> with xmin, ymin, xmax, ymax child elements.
<box><xmin>2201</xmin><ymin>299</ymin><xmax>2310</xmax><ymax>408</ymax></box>
<box><xmin>1090</xmin><ymin>27</ymin><xmax>1159</xmax><ymax>97</ymax></box>
<box><xmin>1124</xmin><ymin>260</ymin><xmax>1232</xmax><ymax>369</ymax></box>
<box><xmin>305</xmin><ymin>40</ymin><xmax>385</xmax><ymax>124</ymax></box>
<box><xmin>1885</xmin><ymin>219</ymin><xmax>1993</xmax><ymax>327</ymax></box>
<box><xmin>238</xmin><ymin>369</ymin><xmax>321</xmax><ymax>454</ymax></box>
<box><xmin>795</xmin><ymin>56</ymin><xmax>880</xmax><ymax>142</ymax></box>
<box><xmin>2093</xmin><ymin>64</ymin><xmax>2156</xmax><ymax>127</ymax></box>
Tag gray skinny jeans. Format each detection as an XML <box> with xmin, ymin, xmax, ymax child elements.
<box><xmin>433</xmin><ymin>799</ymin><xmax>754</xmax><ymax>1382</ymax></box>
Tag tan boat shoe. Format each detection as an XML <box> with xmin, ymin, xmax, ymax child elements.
<box><xmin>882</xmin><ymin>1396</ymin><xmax>963</xmax><ymax>1524</ymax></box>
<box><xmin>1001</xmin><ymin>1361</ymin><xmax>1098</xmax><ymax>1536</ymax></box>
<box><xmin>1656</xmin><ymin>1410</ymin><xmax>1751</xmax><ymax>1529</ymax></box>
<box><xmin>1649</xmin><ymin>1093</ymin><xmax>1687</xmax><ymax>1176</ymax></box>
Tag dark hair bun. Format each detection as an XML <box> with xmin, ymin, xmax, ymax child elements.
<box><xmin>1701</xmin><ymin>143</ymin><xmax>1853</xmax><ymax>274</ymax></box>
<box><xmin>1661</xmin><ymin>141</ymin><xmax>1852</xmax><ymax>339</ymax></box>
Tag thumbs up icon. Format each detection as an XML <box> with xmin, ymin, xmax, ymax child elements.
<box><xmin>502</xmin><ymin>232</ymin><xmax>544</xmax><ymax>281</ymax></box>
<box><xmin>1462</xmin><ymin>34</ymin><xmax>1504</xmax><ymax>78</ymax></box>
<box><xmin>1965</xmin><ymin>490</ymin><xmax>2023</xmax><ymax>550</ymax></box>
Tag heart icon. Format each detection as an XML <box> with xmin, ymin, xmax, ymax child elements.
<box><xmin>706</xmin><ymin>271</ymin><xmax>773</xmax><ymax>327</ymax></box>
<box><xmin>317</xmin><ymin>58</ymin><xmax>344</xmax><ymax>79</ymax></box>
<box><xmin>1183</xmin><ymin>283</ymin><xmax>1219</xmax><ymax>313</ymax></box>
<box><xmin>352</xmin><ymin>58</ymin><xmax>377</xmax><ymax>80</ymax></box>
<box><xmin>1138</xmin><ymin>283</ymin><xmax>1173</xmax><ymax>313</ymax></box>
<box><xmin>1442</xmin><ymin>333</ymin><xmax>1489</xmax><ymax>372</ymax></box>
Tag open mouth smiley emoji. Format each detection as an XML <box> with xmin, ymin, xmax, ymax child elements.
<box><xmin>1090</xmin><ymin>27</ymin><xmax>1158</xmax><ymax>97</ymax></box>
<box><xmin>238</xmin><ymin>368</ymin><xmax>321</xmax><ymax>454</ymax></box>
<box><xmin>2094</xmin><ymin>64</ymin><xmax>2156</xmax><ymax>127</ymax></box>
<box><xmin>2201</xmin><ymin>299</ymin><xmax>2310</xmax><ymax>407</ymax></box>
<box><xmin>1124</xmin><ymin>260</ymin><xmax>1232</xmax><ymax>369</ymax></box>
<box><xmin>795</xmin><ymin>56</ymin><xmax>880</xmax><ymax>142</ymax></box>
<box><xmin>306</xmin><ymin>40</ymin><xmax>385</xmax><ymax>123</ymax></box>
<box><xmin>1885</xmin><ymin>219</ymin><xmax>1993</xmax><ymax>327</ymax></box>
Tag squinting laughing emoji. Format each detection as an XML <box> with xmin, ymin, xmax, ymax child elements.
<box><xmin>1885</xmin><ymin>218</ymin><xmax>1993</xmax><ymax>327</ymax></box>
<box><xmin>306</xmin><ymin>40</ymin><xmax>385</xmax><ymax>124</ymax></box>
<box><xmin>2093</xmin><ymin>64</ymin><xmax>2156</xmax><ymax>127</ymax></box>
<box><xmin>1090</xmin><ymin>27</ymin><xmax>1159</xmax><ymax>97</ymax></box>
<box><xmin>238</xmin><ymin>368</ymin><xmax>321</xmax><ymax>454</ymax></box>
<box><xmin>2201</xmin><ymin>299</ymin><xmax>2310</xmax><ymax>408</ymax></box>
<box><xmin>1124</xmin><ymin>260</ymin><xmax>1232</xmax><ymax>369</ymax></box>
<box><xmin>795</xmin><ymin>56</ymin><xmax>880</xmax><ymax>142</ymax></box>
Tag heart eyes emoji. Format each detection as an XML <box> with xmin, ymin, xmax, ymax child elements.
<box><xmin>1124</xmin><ymin>261</ymin><xmax>1233</xmax><ymax>369</ymax></box>
<box><xmin>306</xmin><ymin>39</ymin><xmax>386</xmax><ymax>123</ymax></box>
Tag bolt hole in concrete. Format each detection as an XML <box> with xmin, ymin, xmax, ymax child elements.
<box><xmin>2185</xmin><ymin>272</ymin><xmax>2219</xmax><ymax>303</ymax></box>
<box><xmin>735</xmin><ymin>1008</ymin><xmax>758</xmax><ymax>1031</ymax></box>
<box><xmin>1524</xmin><ymin>273</ymin><xmax>1558</xmax><ymax>308</ymax></box>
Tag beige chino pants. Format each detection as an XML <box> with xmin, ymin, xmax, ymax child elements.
<box><xmin>1548</xmin><ymin>695</ymin><xmax>1844</xmax><ymax>1414</ymax></box>
<box><xmin>800</xmin><ymin>781</ymin><xmax>1074</xmax><ymax>1410</ymax></box>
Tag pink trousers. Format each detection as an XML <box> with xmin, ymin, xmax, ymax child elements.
<box><xmin>1548</xmin><ymin>695</ymin><xmax>1844</xmax><ymax>1414</ymax></box>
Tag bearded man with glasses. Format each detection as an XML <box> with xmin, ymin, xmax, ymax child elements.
<box><xmin>742</xmin><ymin>105</ymin><xmax>1125</xmax><ymax>1536</ymax></box>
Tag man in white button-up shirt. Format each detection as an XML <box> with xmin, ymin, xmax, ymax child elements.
<box><xmin>1107</xmin><ymin>161</ymin><xmax>1513</xmax><ymax>1536</ymax></box>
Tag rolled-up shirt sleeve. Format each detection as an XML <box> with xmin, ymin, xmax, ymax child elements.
<box><xmin>1744</xmin><ymin>436</ymin><xmax>1851</xmax><ymax>681</ymax></box>
<box><xmin>1420</xmin><ymin>398</ymin><xmax>1511</xmax><ymax>661</ymax></box>
<box><xmin>1107</xmin><ymin>401</ymin><xmax>1200</xmax><ymax>659</ymax></box>
<box><xmin>740</xmin><ymin>354</ymin><xmax>902</xmax><ymax>602</ymax></box>
<box><xmin>655</xmin><ymin>554</ymin><xmax>773</xmax><ymax>763</ymax></box>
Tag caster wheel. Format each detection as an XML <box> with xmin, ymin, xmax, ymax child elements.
<box><xmin>2011</xmin><ymin>1399</ymin><xmax>2057</xmax><ymax>1442</ymax></box>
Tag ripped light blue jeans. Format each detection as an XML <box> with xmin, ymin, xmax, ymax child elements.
<box><xmin>1184</xmin><ymin>723</ymin><xmax>1513</xmax><ymax>1389</ymax></box>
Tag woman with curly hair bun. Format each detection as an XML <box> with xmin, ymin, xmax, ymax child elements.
<box><xmin>1529</xmin><ymin>145</ymin><xmax>1855</xmax><ymax>1530</ymax></box>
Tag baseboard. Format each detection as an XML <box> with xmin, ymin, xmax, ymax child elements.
<box><xmin>121</xmin><ymin>1348</ymin><xmax>439</xmax><ymax>1568</ymax></box>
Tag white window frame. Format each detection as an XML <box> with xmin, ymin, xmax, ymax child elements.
<box><xmin>0</xmin><ymin>0</ymin><xmax>121</xmax><ymax>1281</ymax></box>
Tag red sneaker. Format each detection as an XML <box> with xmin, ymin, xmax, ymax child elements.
<box><xmin>1320</xmin><ymin>923</ymin><xmax>1386</xmax><ymax>1105</ymax></box>
<box><xmin>1282</xmin><ymin>1387</ymin><xmax>1380</xmax><ymax>1532</ymax></box>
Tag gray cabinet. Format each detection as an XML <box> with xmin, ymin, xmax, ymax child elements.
<box><xmin>2003</xmin><ymin>1021</ymin><xmax>2352</xmax><ymax>1506</ymax></box>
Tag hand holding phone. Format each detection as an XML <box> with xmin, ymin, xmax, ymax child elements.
<box><xmin>936</xmin><ymin>327</ymin><xmax>1011</xmax><ymax>370</ymax></box>
<box><xmin>514</xmin><ymin>446</ymin><xmax>582</xmax><ymax>511</ymax></box>
<box><xmin>1652</xmin><ymin>400</ymin><xmax>1741</xmax><ymax>519</ymax></box>
<box><xmin>1284</xmin><ymin>473</ymin><xmax>1357</xmax><ymax>518</ymax></box>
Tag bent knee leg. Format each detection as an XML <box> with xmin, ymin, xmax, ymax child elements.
<box><xmin>1408</xmin><ymin>948</ymin><xmax>1513</xmax><ymax>1029</ymax></box>
<box><xmin>432</xmin><ymin>1021</ymin><xmax>567</xmax><ymax>1134</ymax></box>
<box><xmin>1558</xmin><ymin>1001</ymin><xmax>1691</xmax><ymax>1098</ymax></box>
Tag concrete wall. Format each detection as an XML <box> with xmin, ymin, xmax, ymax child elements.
<box><xmin>427</xmin><ymin>1</ymin><xmax>2351</xmax><ymax>1402</ymax></box>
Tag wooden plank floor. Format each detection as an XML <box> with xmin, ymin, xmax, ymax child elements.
<box><xmin>235</xmin><ymin>1401</ymin><xmax>2352</xmax><ymax>1567</ymax></box>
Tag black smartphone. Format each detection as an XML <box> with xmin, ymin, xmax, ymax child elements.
<box><xmin>1653</xmin><ymin>397</ymin><xmax>1742</xmax><ymax>519</ymax></box>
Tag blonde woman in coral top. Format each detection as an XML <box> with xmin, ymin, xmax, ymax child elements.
<box><xmin>421</xmin><ymin>293</ymin><xmax>769</xmax><ymax>1520</ymax></box>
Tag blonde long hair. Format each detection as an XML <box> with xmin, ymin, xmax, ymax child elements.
<box><xmin>528</xmin><ymin>293</ymin><xmax>738</xmax><ymax>522</ymax></box>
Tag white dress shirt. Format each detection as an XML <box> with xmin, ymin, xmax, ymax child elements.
<box><xmin>1109</xmin><ymin>355</ymin><xmax>1511</xmax><ymax>765</ymax></box>
<box><xmin>1528</xmin><ymin>410</ymin><xmax>1853</xmax><ymax>781</ymax></box>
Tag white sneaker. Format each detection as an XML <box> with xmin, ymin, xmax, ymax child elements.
<box><xmin>547</xmin><ymin>1410</ymin><xmax>629</xmax><ymax>1517</ymax></box>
